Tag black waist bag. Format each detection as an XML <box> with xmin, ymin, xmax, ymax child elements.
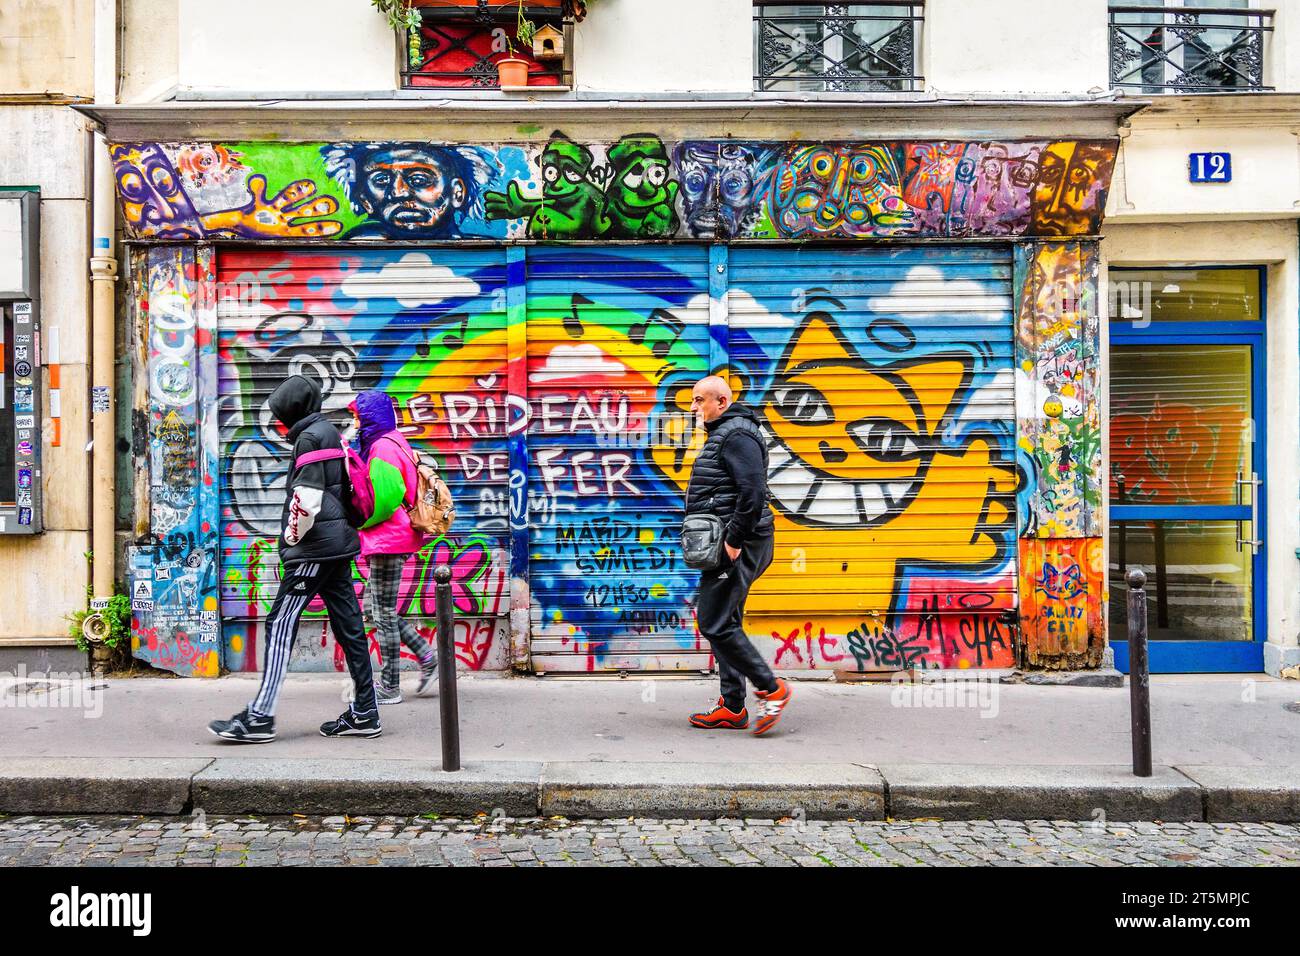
<box><xmin>681</xmin><ymin>512</ymin><xmax>726</xmax><ymax>571</ymax></box>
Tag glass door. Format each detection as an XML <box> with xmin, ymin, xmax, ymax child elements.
<box><xmin>1108</xmin><ymin>268</ymin><xmax>1265</xmax><ymax>672</ymax></box>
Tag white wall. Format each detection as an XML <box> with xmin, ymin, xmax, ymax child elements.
<box><xmin>176</xmin><ymin>0</ymin><xmax>396</xmax><ymax>93</ymax></box>
<box><xmin>574</xmin><ymin>0</ymin><xmax>752</xmax><ymax>93</ymax></box>
<box><xmin>163</xmin><ymin>0</ymin><xmax>1160</xmax><ymax>98</ymax></box>
<box><xmin>1108</xmin><ymin>120</ymin><xmax>1300</xmax><ymax>222</ymax></box>
<box><xmin>924</xmin><ymin>0</ymin><xmax>1110</xmax><ymax>95</ymax></box>
<box><xmin>120</xmin><ymin>0</ymin><xmax>178</xmax><ymax>102</ymax></box>
<box><xmin>1101</xmin><ymin>220</ymin><xmax>1300</xmax><ymax>672</ymax></box>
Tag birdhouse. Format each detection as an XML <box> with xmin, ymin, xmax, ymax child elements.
<box><xmin>532</xmin><ymin>24</ymin><xmax>565</xmax><ymax>60</ymax></box>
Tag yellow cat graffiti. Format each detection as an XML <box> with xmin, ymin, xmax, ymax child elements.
<box><xmin>654</xmin><ymin>311</ymin><xmax>1017</xmax><ymax>660</ymax></box>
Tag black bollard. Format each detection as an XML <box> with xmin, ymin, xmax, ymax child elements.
<box><xmin>434</xmin><ymin>564</ymin><xmax>461</xmax><ymax>772</ymax></box>
<box><xmin>1126</xmin><ymin>568</ymin><xmax>1152</xmax><ymax>777</ymax></box>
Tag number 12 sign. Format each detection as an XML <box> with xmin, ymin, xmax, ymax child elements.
<box><xmin>1189</xmin><ymin>152</ymin><xmax>1232</xmax><ymax>183</ymax></box>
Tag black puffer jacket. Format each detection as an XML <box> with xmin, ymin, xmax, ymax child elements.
<box><xmin>684</xmin><ymin>402</ymin><xmax>774</xmax><ymax>547</ymax></box>
<box><xmin>270</xmin><ymin>375</ymin><xmax>360</xmax><ymax>567</ymax></box>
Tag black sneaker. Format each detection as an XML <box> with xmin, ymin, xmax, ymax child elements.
<box><xmin>319</xmin><ymin>707</ymin><xmax>382</xmax><ymax>738</ymax></box>
<box><xmin>208</xmin><ymin>707</ymin><xmax>276</xmax><ymax>744</ymax></box>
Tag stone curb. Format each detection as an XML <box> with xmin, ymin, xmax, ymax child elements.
<box><xmin>1</xmin><ymin>759</ymin><xmax>1299</xmax><ymax>822</ymax></box>
<box><xmin>540</xmin><ymin>761</ymin><xmax>885</xmax><ymax>820</ymax></box>
<box><xmin>0</xmin><ymin>758</ymin><xmax>213</xmax><ymax>815</ymax></box>
<box><xmin>879</xmin><ymin>764</ymin><xmax>1204</xmax><ymax>822</ymax></box>
<box><xmin>1173</xmin><ymin>765</ymin><xmax>1300</xmax><ymax>822</ymax></box>
<box><xmin>192</xmin><ymin>759</ymin><xmax>542</xmax><ymax>817</ymax></box>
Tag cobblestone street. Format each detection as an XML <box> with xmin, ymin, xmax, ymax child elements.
<box><xmin>1</xmin><ymin>815</ymin><xmax>1297</xmax><ymax>867</ymax></box>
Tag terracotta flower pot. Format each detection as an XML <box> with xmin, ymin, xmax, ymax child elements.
<box><xmin>496</xmin><ymin>57</ymin><xmax>531</xmax><ymax>88</ymax></box>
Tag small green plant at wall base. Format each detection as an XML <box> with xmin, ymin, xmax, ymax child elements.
<box><xmin>67</xmin><ymin>588</ymin><xmax>132</xmax><ymax>654</ymax></box>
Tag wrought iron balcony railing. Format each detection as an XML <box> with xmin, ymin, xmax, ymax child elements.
<box><xmin>754</xmin><ymin>1</ymin><xmax>923</xmax><ymax>93</ymax></box>
<box><xmin>1110</xmin><ymin>5</ymin><xmax>1273</xmax><ymax>93</ymax></box>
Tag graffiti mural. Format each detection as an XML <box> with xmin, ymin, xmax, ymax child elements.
<box><xmin>1018</xmin><ymin>537</ymin><xmax>1104</xmax><ymax>668</ymax></box>
<box><xmin>1015</xmin><ymin>242</ymin><xmax>1101</xmax><ymax>539</ymax></box>
<box><xmin>129</xmin><ymin>246</ymin><xmax>221</xmax><ymax>677</ymax></box>
<box><xmin>191</xmin><ymin>244</ymin><xmax>1029</xmax><ymax>674</ymax></box>
<box><xmin>652</xmin><ymin>246</ymin><xmax>1021</xmax><ymax>670</ymax></box>
<box><xmin>215</xmin><ymin>248</ymin><xmax>512</xmax><ymax>673</ymax></box>
<box><xmin>111</xmin><ymin>137</ymin><xmax>1117</xmax><ymax>243</ymax></box>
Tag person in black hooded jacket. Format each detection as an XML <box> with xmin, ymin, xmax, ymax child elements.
<box><xmin>684</xmin><ymin>375</ymin><xmax>793</xmax><ymax>737</ymax></box>
<box><xmin>209</xmin><ymin>374</ymin><xmax>382</xmax><ymax>743</ymax></box>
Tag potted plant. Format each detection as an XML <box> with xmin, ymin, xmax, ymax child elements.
<box><xmin>68</xmin><ymin>589</ymin><xmax>132</xmax><ymax>676</ymax></box>
<box><xmin>496</xmin><ymin>0</ymin><xmax>536</xmax><ymax>88</ymax></box>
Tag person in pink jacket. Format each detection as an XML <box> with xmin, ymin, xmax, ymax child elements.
<box><xmin>351</xmin><ymin>390</ymin><xmax>437</xmax><ymax>705</ymax></box>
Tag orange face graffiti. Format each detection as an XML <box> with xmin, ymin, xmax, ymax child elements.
<box><xmin>1029</xmin><ymin>142</ymin><xmax>1115</xmax><ymax>235</ymax></box>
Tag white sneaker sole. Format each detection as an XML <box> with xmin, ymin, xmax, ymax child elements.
<box><xmin>208</xmin><ymin>727</ymin><xmax>276</xmax><ymax>744</ymax></box>
<box><xmin>320</xmin><ymin>726</ymin><xmax>382</xmax><ymax>738</ymax></box>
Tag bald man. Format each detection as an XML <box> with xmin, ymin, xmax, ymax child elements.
<box><xmin>684</xmin><ymin>376</ymin><xmax>792</xmax><ymax>736</ymax></box>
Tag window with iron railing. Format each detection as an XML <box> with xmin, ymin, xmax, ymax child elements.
<box><xmin>400</xmin><ymin>1</ymin><xmax>576</xmax><ymax>90</ymax></box>
<box><xmin>1109</xmin><ymin>3</ymin><xmax>1273</xmax><ymax>93</ymax></box>
<box><xmin>753</xmin><ymin>1</ymin><xmax>923</xmax><ymax>93</ymax></box>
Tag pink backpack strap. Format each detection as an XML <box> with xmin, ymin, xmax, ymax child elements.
<box><xmin>295</xmin><ymin>447</ymin><xmax>346</xmax><ymax>468</ymax></box>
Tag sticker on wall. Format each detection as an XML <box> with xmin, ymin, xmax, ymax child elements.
<box><xmin>131</xmin><ymin>579</ymin><xmax>153</xmax><ymax>609</ymax></box>
<box><xmin>14</xmin><ymin>387</ymin><xmax>33</xmax><ymax>411</ymax></box>
<box><xmin>17</xmin><ymin>492</ymin><xmax>31</xmax><ymax>507</ymax></box>
<box><xmin>15</xmin><ymin>362</ymin><xmax>32</xmax><ymax>379</ymax></box>
<box><xmin>18</xmin><ymin>509</ymin><xmax>31</xmax><ymax>526</ymax></box>
<box><xmin>15</xmin><ymin>416</ymin><xmax>33</xmax><ymax>430</ymax></box>
<box><xmin>91</xmin><ymin>386</ymin><xmax>111</xmax><ymax>414</ymax></box>
<box><xmin>16</xmin><ymin>441</ymin><xmax>32</xmax><ymax>456</ymax></box>
<box><xmin>14</xmin><ymin>346</ymin><xmax>28</xmax><ymax>363</ymax></box>
<box><xmin>17</xmin><ymin>470</ymin><xmax>32</xmax><ymax>489</ymax></box>
<box><xmin>90</xmin><ymin>598</ymin><xmax>110</xmax><ymax>611</ymax></box>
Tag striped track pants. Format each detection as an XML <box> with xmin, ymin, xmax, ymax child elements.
<box><xmin>249</xmin><ymin>559</ymin><xmax>377</xmax><ymax>717</ymax></box>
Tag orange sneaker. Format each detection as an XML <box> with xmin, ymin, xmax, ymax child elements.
<box><xmin>689</xmin><ymin>697</ymin><xmax>749</xmax><ymax>729</ymax></box>
<box><xmin>752</xmin><ymin>678</ymin><xmax>792</xmax><ymax>736</ymax></box>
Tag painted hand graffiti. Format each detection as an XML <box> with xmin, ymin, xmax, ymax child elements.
<box><xmin>111</xmin><ymin>144</ymin><xmax>343</xmax><ymax>240</ymax></box>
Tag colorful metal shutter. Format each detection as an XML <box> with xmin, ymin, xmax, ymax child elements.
<box><xmin>216</xmin><ymin>249</ymin><xmax>512</xmax><ymax>673</ymax></box>
<box><xmin>727</xmin><ymin>246</ymin><xmax>1019</xmax><ymax>671</ymax></box>
<box><xmin>525</xmin><ymin>246</ymin><xmax>713</xmax><ymax>672</ymax></box>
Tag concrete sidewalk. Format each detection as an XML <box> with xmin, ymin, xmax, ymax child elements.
<box><xmin>2</xmin><ymin>672</ymin><xmax>1299</xmax><ymax>820</ymax></box>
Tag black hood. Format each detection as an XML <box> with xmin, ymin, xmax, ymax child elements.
<box><xmin>268</xmin><ymin>375</ymin><xmax>323</xmax><ymax>430</ymax></box>
<box><xmin>705</xmin><ymin>401</ymin><xmax>762</xmax><ymax>433</ymax></box>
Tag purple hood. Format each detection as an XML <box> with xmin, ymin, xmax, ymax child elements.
<box><xmin>353</xmin><ymin>390</ymin><xmax>398</xmax><ymax>459</ymax></box>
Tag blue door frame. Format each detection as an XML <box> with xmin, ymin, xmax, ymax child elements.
<box><xmin>1108</xmin><ymin>276</ymin><xmax>1267</xmax><ymax>673</ymax></box>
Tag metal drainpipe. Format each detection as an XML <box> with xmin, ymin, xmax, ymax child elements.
<box><xmin>89</xmin><ymin>0</ymin><xmax>118</xmax><ymax>601</ymax></box>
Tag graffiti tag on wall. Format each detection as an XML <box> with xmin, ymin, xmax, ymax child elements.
<box><xmin>129</xmin><ymin>246</ymin><xmax>221</xmax><ymax>677</ymax></box>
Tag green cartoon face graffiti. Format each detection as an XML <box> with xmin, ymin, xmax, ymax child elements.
<box><xmin>604</xmin><ymin>136</ymin><xmax>679</xmax><ymax>239</ymax></box>
<box><xmin>483</xmin><ymin>134</ymin><xmax>609</xmax><ymax>239</ymax></box>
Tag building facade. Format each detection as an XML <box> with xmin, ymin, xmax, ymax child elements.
<box><xmin>0</xmin><ymin>1</ymin><xmax>100</xmax><ymax>669</ymax></box>
<box><xmin>4</xmin><ymin>0</ymin><xmax>1297</xmax><ymax>679</ymax></box>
